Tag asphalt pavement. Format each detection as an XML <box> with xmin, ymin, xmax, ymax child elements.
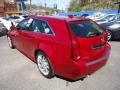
<box><xmin>0</xmin><ymin>36</ymin><xmax>120</xmax><ymax>90</ymax></box>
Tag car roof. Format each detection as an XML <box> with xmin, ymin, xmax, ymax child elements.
<box><xmin>31</xmin><ymin>16</ymin><xmax>91</xmax><ymax>22</ymax></box>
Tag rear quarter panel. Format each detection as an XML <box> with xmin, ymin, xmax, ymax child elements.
<box><xmin>36</xmin><ymin>19</ymin><xmax>72</xmax><ymax>74</ymax></box>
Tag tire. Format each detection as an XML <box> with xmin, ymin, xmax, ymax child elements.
<box><xmin>7</xmin><ymin>36</ymin><xmax>14</xmax><ymax>49</ymax></box>
<box><xmin>36</xmin><ymin>51</ymin><xmax>54</xmax><ymax>78</ymax></box>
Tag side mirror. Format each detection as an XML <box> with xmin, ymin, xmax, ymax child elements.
<box><xmin>10</xmin><ymin>22</ymin><xmax>15</xmax><ymax>30</ymax></box>
<box><xmin>16</xmin><ymin>27</ymin><xmax>20</xmax><ymax>30</ymax></box>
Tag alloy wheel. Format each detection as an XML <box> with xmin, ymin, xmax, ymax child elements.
<box><xmin>37</xmin><ymin>54</ymin><xmax>50</xmax><ymax>76</ymax></box>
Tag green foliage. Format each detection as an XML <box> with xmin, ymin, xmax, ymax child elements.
<box><xmin>0</xmin><ymin>0</ymin><xmax>4</xmax><ymax>2</ymax></box>
<box><xmin>69</xmin><ymin>0</ymin><xmax>118</xmax><ymax>12</ymax></box>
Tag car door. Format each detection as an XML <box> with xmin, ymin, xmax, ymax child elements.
<box><xmin>16</xmin><ymin>18</ymin><xmax>36</xmax><ymax>59</ymax></box>
<box><xmin>13</xmin><ymin>19</ymin><xmax>30</xmax><ymax>52</ymax></box>
<box><xmin>21</xmin><ymin>18</ymin><xmax>55</xmax><ymax>60</ymax></box>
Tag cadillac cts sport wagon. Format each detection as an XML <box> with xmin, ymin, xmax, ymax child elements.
<box><xmin>7</xmin><ymin>16</ymin><xmax>111</xmax><ymax>80</ymax></box>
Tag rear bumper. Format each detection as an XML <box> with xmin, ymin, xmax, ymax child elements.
<box><xmin>58</xmin><ymin>44</ymin><xmax>111</xmax><ymax>80</ymax></box>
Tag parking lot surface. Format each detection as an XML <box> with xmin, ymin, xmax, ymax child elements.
<box><xmin>0</xmin><ymin>36</ymin><xmax>120</xmax><ymax>90</ymax></box>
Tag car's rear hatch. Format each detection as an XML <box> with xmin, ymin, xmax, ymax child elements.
<box><xmin>69</xmin><ymin>20</ymin><xmax>107</xmax><ymax>63</ymax></box>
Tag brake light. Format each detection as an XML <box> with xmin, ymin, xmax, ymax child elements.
<box><xmin>66</xmin><ymin>21</ymin><xmax>80</xmax><ymax>61</ymax></box>
<box><xmin>71</xmin><ymin>39</ymin><xmax>80</xmax><ymax>61</ymax></box>
<box><xmin>105</xmin><ymin>30</ymin><xmax>110</xmax><ymax>41</ymax></box>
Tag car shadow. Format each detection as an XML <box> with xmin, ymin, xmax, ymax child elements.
<box><xmin>56</xmin><ymin>75</ymin><xmax>87</xmax><ymax>82</ymax></box>
<box><xmin>0</xmin><ymin>35</ymin><xmax>7</xmax><ymax>37</ymax></box>
<box><xmin>110</xmin><ymin>39</ymin><xmax>120</xmax><ymax>42</ymax></box>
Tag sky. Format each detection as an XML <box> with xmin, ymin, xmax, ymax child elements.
<box><xmin>26</xmin><ymin>0</ymin><xmax>71</xmax><ymax>10</ymax></box>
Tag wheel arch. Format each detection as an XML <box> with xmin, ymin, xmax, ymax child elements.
<box><xmin>34</xmin><ymin>49</ymin><xmax>45</xmax><ymax>61</ymax></box>
<box><xmin>34</xmin><ymin>49</ymin><xmax>55</xmax><ymax>76</ymax></box>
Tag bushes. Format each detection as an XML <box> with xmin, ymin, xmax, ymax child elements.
<box><xmin>69</xmin><ymin>1</ymin><xmax>118</xmax><ymax>12</ymax></box>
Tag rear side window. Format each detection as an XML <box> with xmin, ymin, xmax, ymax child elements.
<box><xmin>70</xmin><ymin>21</ymin><xmax>104</xmax><ymax>38</ymax></box>
<box><xmin>30</xmin><ymin>19</ymin><xmax>53</xmax><ymax>35</ymax></box>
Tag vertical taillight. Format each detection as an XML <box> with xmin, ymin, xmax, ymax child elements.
<box><xmin>66</xmin><ymin>21</ymin><xmax>80</xmax><ymax>61</ymax></box>
<box><xmin>105</xmin><ymin>30</ymin><xmax>110</xmax><ymax>41</ymax></box>
<box><xmin>71</xmin><ymin>39</ymin><xmax>80</xmax><ymax>61</ymax></box>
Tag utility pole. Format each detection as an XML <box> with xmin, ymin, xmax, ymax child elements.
<box><xmin>117</xmin><ymin>0</ymin><xmax>120</xmax><ymax>14</ymax></box>
<box><xmin>44</xmin><ymin>0</ymin><xmax>47</xmax><ymax>9</ymax></box>
<box><xmin>30</xmin><ymin>0</ymin><xmax>31</xmax><ymax>10</ymax></box>
<box><xmin>53</xmin><ymin>0</ymin><xmax>57</xmax><ymax>15</ymax></box>
<box><xmin>115</xmin><ymin>0</ymin><xmax>120</xmax><ymax>14</ymax></box>
<box><xmin>21</xmin><ymin>2</ymin><xmax>24</xmax><ymax>14</ymax></box>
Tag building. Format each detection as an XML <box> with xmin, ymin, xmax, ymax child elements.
<box><xmin>4</xmin><ymin>2</ymin><xmax>20</xmax><ymax>16</ymax></box>
<box><xmin>0</xmin><ymin>0</ymin><xmax>20</xmax><ymax>17</ymax></box>
<box><xmin>29</xmin><ymin>8</ymin><xmax>49</xmax><ymax>16</ymax></box>
<box><xmin>0</xmin><ymin>2</ymin><xmax>4</xmax><ymax>16</ymax></box>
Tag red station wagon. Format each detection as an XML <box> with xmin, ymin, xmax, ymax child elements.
<box><xmin>7</xmin><ymin>16</ymin><xmax>111</xmax><ymax>80</ymax></box>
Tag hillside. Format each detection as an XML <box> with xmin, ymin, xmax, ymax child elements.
<box><xmin>69</xmin><ymin>0</ymin><xmax>119</xmax><ymax>12</ymax></box>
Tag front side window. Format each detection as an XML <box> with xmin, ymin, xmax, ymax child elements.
<box><xmin>70</xmin><ymin>21</ymin><xmax>104</xmax><ymax>38</ymax></box>
<box><xmin>30</xmin><ymin>19</ymin><xmax>53</xmax><ymax>35</ymax></box>
<box><xmin>17</xmin><ymin>19</ymin><xmax>29</xmax><ymax>30</ymax></box>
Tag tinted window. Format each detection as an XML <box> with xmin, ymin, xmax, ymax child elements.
<box><xmin>17</xmin><ymin>19</ymin><xmax>29</xmax><ymax>29</ymax></box>
<box><xmin>31</xmin><ymin>19</ymin><xmax>53</xmax><ymax>34</ymax></box>
<box><xmin>2</xmin><ymin>17</ymin><xmax>11</xmax><ymax>21</ymax></box>
<box><xmin>102</xmin><ymin>15</ymin><xmax>115</xmax><ymax>20</ymax></box>
<box><xmin>70</xmin><ymin>21</ymin><xmax>104</xmax><ymax>38</ymax></box>
<box><xmin>115</xmin><ymin>15</ymin><xmax>120</xmax><ymax>20</ymax></box>
<box><xmin>9</xmin><ymin>16</ymin><xmax>20</xmax><ymax>19</ymax></box>
<box><xmin>23</xmin><ymin>16</ymin><xmax>29</xmax><ymax>18</ymax></box>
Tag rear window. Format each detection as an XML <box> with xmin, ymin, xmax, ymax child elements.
<box><xmin>23</xmin><ymin>16</ymin><xmax>29</xmax><ymax>18</ymax></box>
<box><xmin>69</xmin><ymin>21</ymin><xmax>104</xmax><ymax>38</ymax></box>
<box><xmin>3</xmin><ymin>17</ymin><xmax>11</xmax><ymax>21</ymax></box>
<box><xmin>9</xmin><ymin>16</ymin><xmax>20</xmax><ymax>19</ymax></box>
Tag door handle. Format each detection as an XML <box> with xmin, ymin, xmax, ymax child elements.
<box><xmin>11</xmin><ymin>34</ymin><xmax>16</xmax><ymax>37</ymax></box>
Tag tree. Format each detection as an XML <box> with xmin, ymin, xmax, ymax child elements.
<box><xmin>69</xmin><ymin>0</ymin><xmax>83</xmax><ymax>11</ymax></box>
<box><xmin>0</xmin><ymin>0</ymin><xmax>4</xmax><ymax>2</ymax></box>
<box><xmin>69</xmin><ymin>0</ymin><xmax>118</xmax><ymax>11</ymax></box>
